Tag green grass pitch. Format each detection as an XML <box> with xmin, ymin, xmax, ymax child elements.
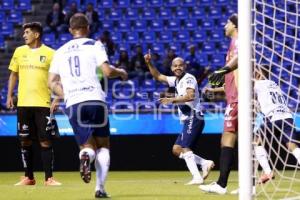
<box><xmin>0</xmin><ymin>171</ymin><xmax>299</xmax><ymax>200</ymax></box>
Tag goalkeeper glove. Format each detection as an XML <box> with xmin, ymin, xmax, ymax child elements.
<box><xmin>208</xmin><ymin>66</ymin><xmax>232</xmax><ymax>86</ymax></box>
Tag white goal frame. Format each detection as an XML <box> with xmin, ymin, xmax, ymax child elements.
<box><xmin>238</xmin><ymin>0</ymin><xmax>253</xmax><ymax>200</ymax></box>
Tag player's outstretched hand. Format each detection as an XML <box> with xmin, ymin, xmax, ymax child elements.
<box><xmin>159</xmin><ymin>97</ymin><xmax>174</xmax><ymax>105</ymax></box>
<box><xmin>208</xmin><ymin>66</ymin><xmax>231</xmax><ymax>86</ymax></box>
<box><xmin>119</xmin><ymin>69</ymin><xmax>128</xmax><ymax>81</ymax></box>
<box><xmin>144</xmin><ymin>49</ymin><xmax>152</xmax><ymax>64</ymax></box>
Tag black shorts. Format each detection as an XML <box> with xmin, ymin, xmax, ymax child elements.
<box><xmin>17</xmin><ymin>107</ymin><xmax>51</xmax><ymax>141</ymax></box>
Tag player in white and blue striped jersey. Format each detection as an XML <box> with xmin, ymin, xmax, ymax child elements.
<box><xmin>144</xmin><ymin>53</ymin><xmax>214</xmax><ymax>185</ymax></box>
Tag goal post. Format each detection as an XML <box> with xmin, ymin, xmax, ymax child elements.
<box><xmin>238</xmin><ymin>0</ymin><xmax>253</xmax><ymax>200</ymax></box>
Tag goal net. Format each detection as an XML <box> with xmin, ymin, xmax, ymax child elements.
<box><xmin>252</xmin><ymin>0</ymin><xmax>300</xmax><ymax>199</ymax></box>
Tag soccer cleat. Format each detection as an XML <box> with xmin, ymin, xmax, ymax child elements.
<box><xmin>95</xmin><ymin>190</ymin><xmax>110</xmax><ymax>198</ymax></box>
<box><xmin>230</xmin><ymin>186</ymin><xmax>256</xmax><ymax>195</ymax></box>
<box><xmin>44</xmin><ymin>177</ymin><xmax>62</xmax><ymax>186</ymax></box>
<box><xmin>258</xmin><ymin>172</ymin><xmax>275</xmax><ymax>184</ymax></box>
<box><xmin>185</xmin><ymin>178</ymin><xmax>204</xmax><ymax>185</ymax></box>
<box><xmin>14</xmin><ymin>176</ymin><xmax>36</xmax><ymax>186</ymax></box>
<box><xmin>202</xmin><ymin>160</ymin><xmax>215</xmax><ymax>180</ymax></box>
<box><xmin>80</xmin><ymin>152</ymin><xmax>91</xmax><ymax>183</ymax></box>
<box><xmin>199</xmin><ymin>182</ymin><xmax>227</xmax><ymax>195</ymax></box>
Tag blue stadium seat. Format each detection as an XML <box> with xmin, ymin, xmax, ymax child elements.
<box><xmin>210</xmin><ymin>29</ymin><xmax>224</xmax><ymax>42</ymax></box>
<box><xmin>97</xmin><ymin>9</ymin><xmax>105</xmax><ymax>20</ymax></box>
<box><xmin>202</xmin><ymin>41</ymin><xmax>215</xmax><ymax>54</ymax></box>
<box><xmin>111</xmin><ymin>32</ymin><xmax>123</xmax><ymax>43</ymax></box>
<box><xmin>141</xmin><ymin>8</ymin><xmax>156</xmax><ymax>20</ymax></box>
<box><xmin>66</xmin><ymin>0</ymin><xmax>81</xmax><ymax>7</ymax></box>
<box><xmin>148</xmin><ymin>0</ymin><xmax>163</xmax><ymax>8</ymax></box>
<box><xmin>0</xmin><ymin>35</ymin><xmax>5</xmax><ymax>49</ymax></box>
<box><xmin>198</xmin><ymin>53</ymin><xmax>209</xmax><ymax>66</ymax></box>
<box><xmin>99</xmin><ymin>0</ymin><xmax>113</xmax><ymax>8</ymax></box>
<box><xmin>193</xmin><ymin>30</ymin><xmax>207</xmax><ymax>42</ymax></box>
<box><xmin>116</xmin><ymin>0</ymin><xmax>130</xmax><ymax>8</ymax></box>
<box><xmin>142</xmin><ymin>31</ymin><xmax>156</xmax><ymax>43</ymax></box>
<box><xmin>174</xmin><ymin>8</ymin><xmax>189</xmax><ymax>19</ymax></box>
<box><xmin>140</xmin><ymin>79</ymin><xmax>156</xmax><ymax>92</ymax></box>
<box><xmin>101</xmin><ymin>20</ymin><xmax>113</xmax><ymax>30</ymax></box>
<box><xmin>159</xmin><ymin>31</ymin><xmax>173</xmax><ymax>43</ymax></box>
<box><xmin>166</xmin><ymin>19</ymin><xmax>181</xmax><ymax>31</ymax></box>
<box><xmin>191</xmin><ymin>7</ymin><xmax>206</xmax><ymax>19</ymax></box>
<box><xmin>164</xmin><ymin>0</ymin><xmax>179</xmax><ymax>7</ymax></box>
<box><xmin>202</xmin><ymin>18</ymin><xmax>215</xmax><ymax>29</ymax></box>
<box><xmin>42</xmin><ymin>33</ymin><xmax>56</xmax><ymax>46</ymax></box>
<box><xmin>135</xmin><ymin>100</ymin><xmax>156</xmax><ymax>110</ymax></box>
<box><xmin>216</xmin><ymin>18</ymin><xmax>227</xmax><ymax>27</ymax></box>
<box><xmin>0</xmin><ymin>12</ymin><xmax>5</xmax><ymax>22</ymax></box>
<box><xmin>125</xmin><ymin>32</ymin><xmax>139</xmax><ymax>44</ymax></box>
<box><xmin>158</xmin><ymin>8</ymin><xmax>173</xmax><ymax>19</ymax></box>
<box><xmin>224</xmin><ymin>5</ymin><xmax>237</xmax><ymax>16</ymax></box>
<box><xmin>215</xmin><ymin>0</ymin><xmax>227</xmax><ymax>5</ymax></box>
<box><xmin>109</xmin><ymin>9</ymin><xmax>123</xmax><ymax>20</ymax></box>
<box><xmin>176</xmin><ymin>30</ymin><xmax>190</xmax><ymax>42</ymax></box>
<box><xmin>7</xmin><ymin>11</ymin><xmax>23</xmax><ymax>25</ymax></box>
<box><xmin>83</xmin><ymin>0</ymin><xmax>97</xmax><ymax>6</ymax></box>
<box><xmin>118</xmin><ymin>43</ymin><xmax>131</xmax><ymax>53</ymax></box>
<box><xmin>125</xmin><ymin>8</ymin><xmax>139</xmax><ymax>20</ymax></box>
<box><xmin>117</xmin><ymin>20</ymin><xmax>131</xmax><ymax>32</ymax></box>
<box><xmin>168</xmin><ymin>42</ymin><xmax>181</xmax><ymax>54</ymax></box>
<box><xmin>181</xmin><ymin>0</ymin><xmax>196</xmax><ymax>7</ymax></box>
<box><xmin>131</xmin><ymin>0</ymin><xmax>147</xmax><ymax>8</ymax></box>
<box><xmin>211</xmin><ymin>54</ymin><xmax>225</xmax><ymax>67</ymax></box>
<box><xmin>151</xmin><ymin>43</ymin><xmax>165</xmax><ymax>55</ymax></box>
<box><xmin>208</xmin><ymin>6</ymin><xmax>222</xmax><ymax>19</ymax></box>
<box><xmin>1</xmin><ymin>22</ymin><xmax>14</xmax><ymax>36</ymax></box>
<box><xmin>199</xmin><ymin>0</ymin><xmax>211</xmax><ymax>6</ymax></box>
<box><xmin>150</xmin><ymin>19</ymin><xmax>164</xmax><ymax>31</ymax></box>
<box><xmin>132</xmin><ymin>19</ymin><xmax>147</xmax><ymax>32</ymax></box>
<box><xmin>58</xmin><ymin>33</ymin><xmax>72</xmax><ymax>45</ymax></box>
<box><xmin>1</xmin><ymin>0</ymin><xmax>14</xmax><ymax>11</ymax></box>
<box><xmin>15</xmin><ymin>0</ymin><xmax>31</xmax><ymax>12</ymax></box>
<box><xmin>184</xmin><ymin>19</ymin><xmax>198</xmax><ymax>30</ymax></box>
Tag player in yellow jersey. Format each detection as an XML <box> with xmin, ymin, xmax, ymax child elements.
<box><xmin>6</xmin><ymin>22</ymin><xmax>61</xmax><ymax>186</ymax></box>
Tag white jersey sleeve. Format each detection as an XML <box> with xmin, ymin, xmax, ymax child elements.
<box><xmin>49</xmin><ymin>53</ymin><xmax>60</xmax><ymax>74</ymax></box>
<box><xmin>94</xmin><ymin>41</ymin><xmax>109</xmax><ymax>66</ymax></box>
<box><xmin>166</xmin><ymin>76</ymin><xmax>176</xmax><ymax>87</ymax></box>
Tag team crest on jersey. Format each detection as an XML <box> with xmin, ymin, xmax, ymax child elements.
<box><xmin>40</xmin><ymin>56</ymin><xmax>46</xmax><ymax>63</ymax></box>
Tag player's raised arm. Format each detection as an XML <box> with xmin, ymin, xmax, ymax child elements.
<box><xmin>100</xmin><ymin>62</ymin><xmax>128</xmax><ymax>81</ymax></box>
<box><xmin>144</xmin><ymin>50</ymin><xmax>168</xmax><ymax>83</ymax></box>
<box><xmin>48</xmin><ymin>72</ymin><xmax>64</xmax><ymax>98</ymax></box>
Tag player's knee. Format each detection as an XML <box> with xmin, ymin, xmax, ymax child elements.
<box><xmin>20</xmin><ymin>139</ymin><xmax>32</xmax><ymax>147</ymax></box>
<box><xmin>172</xmin><ymin>146</ymin><xmax>182</xmax><ymax>157</ymax></box>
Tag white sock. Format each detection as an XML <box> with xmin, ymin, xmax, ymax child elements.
<box><xmin>181</xmin><ymin>151</ymin><xmax>202</xmax><ymax>180</ymax></box>
<box><xmin>95</xmin><ymin>148</ymin><xmax>110</xmax><ymax>192</ymax></box>
<box><xmin>292</xmin><ymin>148</ymin><xmax>300</xmax><ymax>164</ymax></box>
<box><xmin>193</xmin><ymin>154</ymin><xmax>206</xmax><ymax>166</ymax></box>
<box><xmin>254</xmin><ymin>146</ymin><xmax>272</xmax><ymax>174</ymax></box>
<box><xmin>79</xmin><ymin>147</ymin><xmax>95</xmax><ymax>162</ymax></box>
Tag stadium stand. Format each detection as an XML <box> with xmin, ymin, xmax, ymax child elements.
<box><xmin>0</xmin><ymin>0</ymin><xmax>240</xmax><ymax>111</ymax></box>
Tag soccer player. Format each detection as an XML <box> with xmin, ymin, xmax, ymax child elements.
<box><xmin>6</xmin><ymin>22</ymin><xmax>61</xmax><ymax>186</ymax></box>
<box><xmin>254</xmin><ymin>66</ymin><xmax>300</xmax><ymax>168</ymax></box>
<box><xmin>144</xmin><ymin>53</ymin><xmax>215</xmax><ymax>185</ymax></box>
<box><xmin>48</xmin><ymin>13</ymin><xmax>127</xmax><ymax>198</ymax></box>
<box><xmin>199</xmin><ymin>14</ymin><xmax>238</xmax><ymax>194</ymax></box>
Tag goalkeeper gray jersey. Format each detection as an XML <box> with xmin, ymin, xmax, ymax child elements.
<box><xmin>254</xmin><ymin>79</ymin><xmax>293</xmax><ymax>122</ymax></box>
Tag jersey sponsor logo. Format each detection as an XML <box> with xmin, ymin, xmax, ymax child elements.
<box><xmin>226</xmin><ymin>121</ymin><xmax>232</xmax><ymax>127</ymax></box>
<box><xmin>40</xmin><ymin>56</ymin><xmax>46</xmax><ymax>63</ymax></box>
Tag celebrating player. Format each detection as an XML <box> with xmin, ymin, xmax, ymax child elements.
<box><xmin>48</xmin><ymin>13</ymin><xmax>127</xmax><ymax>198</ymax></box>
<box><xmin>144</xmin><ymin>52</ymin><xmax>214</xmax><ymax>185</ymax></box>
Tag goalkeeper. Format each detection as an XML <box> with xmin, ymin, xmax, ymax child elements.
<box><xmin>200</xmin><ymin>13</ymin><xmax>238</xmax><ymax>195</ymax></box>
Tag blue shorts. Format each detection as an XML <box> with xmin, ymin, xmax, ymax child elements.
<box><xmin>175</xmin><ymin>113</ymin><xmax>205</xmax><ymax>149</ymax></box>
<box><xmin>261</xmin><ymin>118</ymin><xmax>297</xmax><ymax>144</ymax></box>
<box><xmin>65</xmin><ymin>101</ymin><xmax>110</xmax><ymax>145</ymax></box>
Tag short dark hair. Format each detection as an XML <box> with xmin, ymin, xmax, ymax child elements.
<box><xmin>229</xmin><ymin>13</ymin><xmax>238</xmax><ymax>29</ymax></box>
<box><xmin>70</xmin><ymin>13</ymin><xmax>89</xmax><ymax>29</ymax></box>
<box><xmin>23</xmin><ymin>22</ymin><xmax>43</xmax><ymax>38</ymax></box>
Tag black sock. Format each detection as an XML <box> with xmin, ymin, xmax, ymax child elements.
<box><xmin>217</xmin><ymin>146</ymin><xmax>234</xmax><ymax>188</ymax></box>
<box><xmin>21</xmin><ymin>146</ymin><xmax>34</xmax><ymax>180</ymax></box>
<box><xmin>41</xmin><ymin>146</ymin><xmax>53</xmax><ymax>180</ymax></box>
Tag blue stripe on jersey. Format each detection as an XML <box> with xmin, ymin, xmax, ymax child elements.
<box><xmin>83</xmin><ymin>40</ymin><xmax>96</xmax><ymax>45</ymax></box>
